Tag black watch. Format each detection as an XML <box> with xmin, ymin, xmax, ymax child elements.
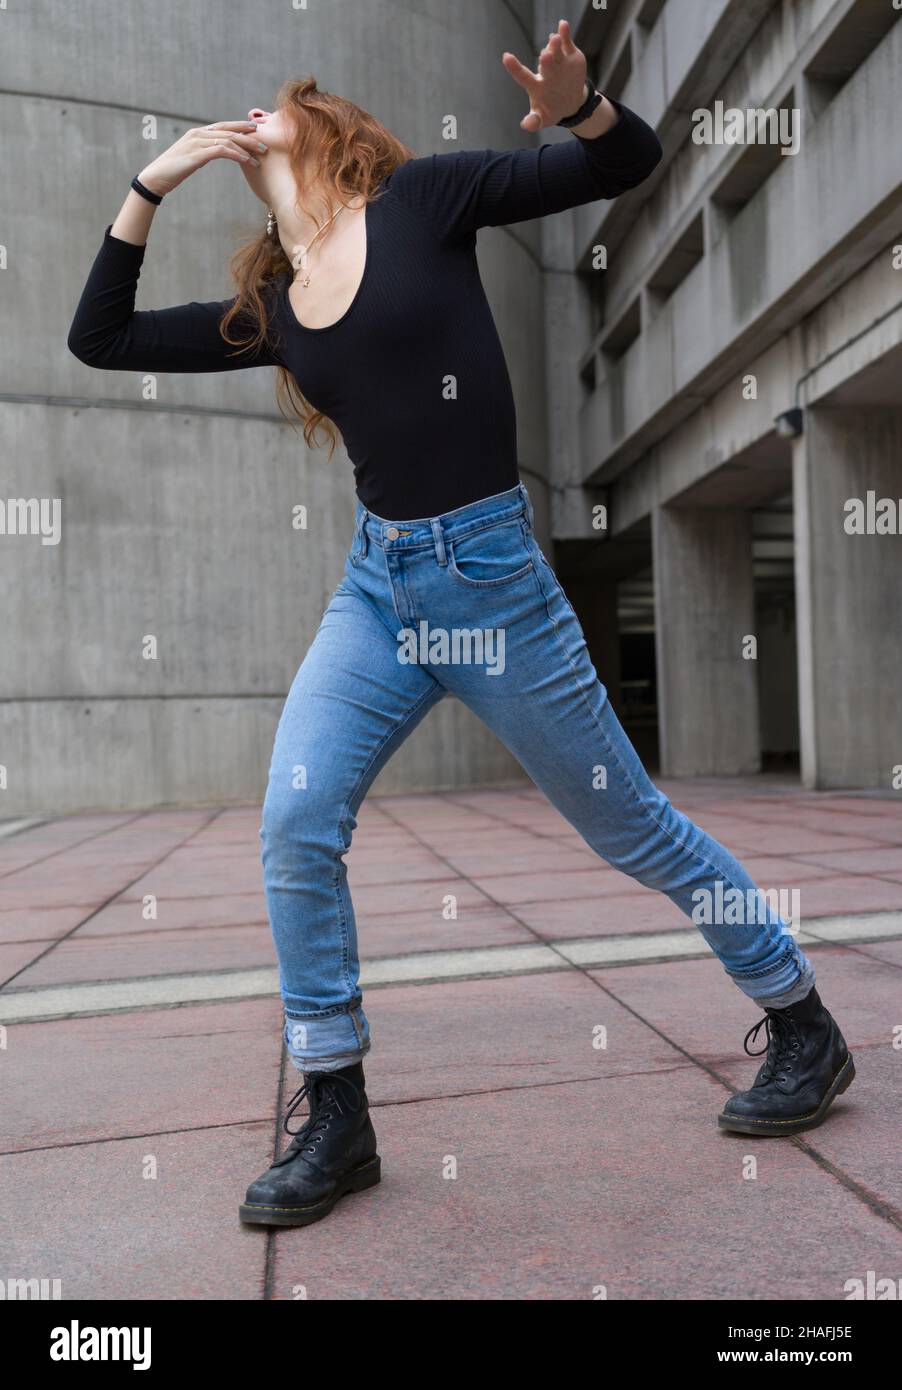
<box><xmin>557</xmin><ymin>78</ymin><xmax>604</xmax><ymax>129</ymax></box>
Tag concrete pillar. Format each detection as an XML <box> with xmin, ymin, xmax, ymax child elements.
<box><xmin>652</xmin><ymin>507</ymin><xmax>760</xmax><ymax>776</ymax></box>
<box><xmin>793</xmin><ymin>405</ymin><xmax>902</xmax><ymax>789</ymax></box>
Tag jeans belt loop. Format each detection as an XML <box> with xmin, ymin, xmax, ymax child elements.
<box><xmin>431</xmin><ymin>517</ymin><xmax>448</xmax><ymax>567</ymax></box>
<box><xmin>519</xmin><ymin>481</ymin><xmax>535</xmax><ymax>531</ymax></box>
<box><xmin>356</xmin><ymin>508</ymin><xmax>369</xmax><ymax>560</ymax></box>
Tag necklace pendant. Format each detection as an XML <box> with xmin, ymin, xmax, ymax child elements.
<box><xmin>301</xmin><ymin>276</ymin><xmax>311</xmax><ymax>289</ymax></box>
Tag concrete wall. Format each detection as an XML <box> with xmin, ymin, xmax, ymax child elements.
<box><xmin>0</xmin><ymin>0</ymin><xmax>550</xmax><ymax>813</ymax></box>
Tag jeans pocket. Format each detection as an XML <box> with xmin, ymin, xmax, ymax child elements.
<box><xmin>448</xmin><ymin>517</ymin><xmax>534</xmax><ymax>589</ymax></box>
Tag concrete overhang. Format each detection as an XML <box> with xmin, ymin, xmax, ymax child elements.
<box><xmin>579</xmin><ymin>18</ymin><xmax>902</xmax><ymax>489</ymax></box>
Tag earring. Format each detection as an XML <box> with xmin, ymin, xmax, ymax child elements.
<box><xmin>266</xmin><ymin>209</ymin><xmax>276</xmax><ymax>236</ymax></box>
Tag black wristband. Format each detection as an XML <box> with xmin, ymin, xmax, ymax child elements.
<box><xmin>131</xmin><ymin>176</ymin><xmax>163</xmax><ymax>206</ymax></box>
<box><xmin>557</xmin><ymin>79</ymin><xmax>604</xmax><ymax>129</ymax></box>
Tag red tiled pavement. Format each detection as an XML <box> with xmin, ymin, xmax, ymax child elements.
<box><xmin>9</xmin><ymin>923</ymin><xmax>278</xmax><ymax>987</ymax></box>
<box><xmin>589</xmin><ymin>946</ymin><xmax>901</xmax><ymax>1060</ymax></box>
<box><xmin>267</xmin><ymin>1072</ymin><xmax>900</xmax><ymax>1300</ymax></box>
<box><xmin>354</xmin><ymin>903</ymin><xmax>533</xmax><ymax>955</ymax></box>
<box><xmin>1</xmin><ymin>777</ymin><xmax>901</xmax><ymax>1300</ymax></box>
<box><xmin>2</xmin><ymin>998</ymin><xmax>282</xmax><ymax>1151</ymax></box>
<box><xmin>0</xmin><ymin>1125</ymin><xmax>272</xmax><ymax>1300</ymax></box>
<box><xmin>361</xmin><ymin>969</ymin><xmax>689</xmax><ymax>1104</ymax></box>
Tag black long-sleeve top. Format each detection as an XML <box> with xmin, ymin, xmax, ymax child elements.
<box><xmin>68</xmin><ymin>102</ymin><xmax>661</xmax><ymax>519</ymax></box>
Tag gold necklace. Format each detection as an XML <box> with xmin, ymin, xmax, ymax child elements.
<box><xmin>294</xmin><ymin>205</ymin><xmax>345</xmax><ymax>289</ymax></box>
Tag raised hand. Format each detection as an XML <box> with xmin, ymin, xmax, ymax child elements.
<box><xmin>502</xmin><ymin>19</ymin><xmax>589</xmax><ymax>132</ymax></box>
<box><xmin>137</xmin><ymin>120</ymin><xmax>268</xmax><ymax>197</ymax></box>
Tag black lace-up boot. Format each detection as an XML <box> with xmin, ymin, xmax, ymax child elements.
<box><xmin>718</xmin><ymin>987</ymin><xmax>854</xmax><ymax>1137</ymax></box>
<box><xmin>239</xmin><ymin>1061</ymin><xmax>380</xmax><ymax>1227</ymax></box>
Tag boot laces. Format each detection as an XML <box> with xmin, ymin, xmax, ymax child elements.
<box><xmin>282</xmin><ymin>1072</ymin><xmax>363</xmax><ymax>1155</ymax></box>
<box><xmin>743</xmin><ymin>1011</ymin><xmax>801</xmax><ymax>1084</ymax></box>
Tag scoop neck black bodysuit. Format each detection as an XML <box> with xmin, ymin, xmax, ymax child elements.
<box><xmin>68</xmin><ymin>101</ymin><xmax>661</xmax><ymax>520</ymax></box>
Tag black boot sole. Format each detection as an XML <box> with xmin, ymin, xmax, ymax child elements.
<box><xmin>238</xmin><ymin>1154</ymin><xmax>381</xmax><ymax>1228</ymax></box>
<box><xmin>717</xmin><ymin>1053</ymin><xmax>855</xmax><ymax>1137</ymax></box>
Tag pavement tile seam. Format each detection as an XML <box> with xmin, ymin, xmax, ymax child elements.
<box><xmin>781</xmin><ymin>856</ymin><xmax>902</xmax><ymax>886</ymax></box>
<box><xmin>107</xmin><ymin>877</ymin><xmax>491</xmax><ymax>906</ymax></box>
<box><xmin>0</xmin><ymin>810</ymin><xmax>147</xmax><ymax>883</ymax></box>
<box><xmin>824</xmin><ymin>942</ymin><xmax>902</xmax><ymax>977</ymax></box>
<box><xmin>790</xmin><ymin>1139</ymin><xmax>902</xmax><ymax>1235</ymax></box>
<box><xmin>575</xmin><ymin>960</ymin><xmax>888</xmax><ymax>1104</ymax></box>
<box><xmin>0</xmin><ymin>1116</ymin><xmax>275</xmax><ymax>1160</ymax></box>
<box><xmin>351</xmin><ymin>800</ymin><xmax>900</xmax><ymax>928</ymax></box>
<box><xmin>353</xmin><ymin>1064</ymin><xmax>702</xmax><ymax>1113</ymax></box>
<box><xmin>379</xmin><ymin>793</ymin><xmax>596</xmax><ymax>855</ymax></box>
<box><xmin>3</xmin><ymin>1049</ymin><xmax>890</xmax><ymax>1151</ymax></box>
<box><xmin>573</xmin><ymin>970</ymin><xmax>735</xmax><ymax>1095</ymax></box>
<box><xmin>374</xmin><ymin>797</ymin><xmax>733</xmax><ymax>960</ymax></box>
<box><xmin>1</xmin><ymin>919</ymin><xmax>273</xmax><ymax>948</ymax></box>
<box><xmin>1</xmin><ymin>1064</ymin><xmax>706</xmax><ymax>1169</ymax></box>
<box><xmin>0</xmin><ymin>807</ymin><xmax>227</xmax><ymax>991</ymax></box>
<box><xmin>344</xmin><ymin>797</ymin><xmax>594</xmax><ymax>966</ymax></box>
<box><xmin>0</xmin><ymin>812</ymin><xmax>219</xmax><ymax>888</ymax></box>
<box><xmin>261</xmin><ymin>1048</ymin><xmax>288</xmax><ymax>1301</ymax></box>
<box><xmin>573</xmin><ymin>976</ymin><xmax>902</xmax><ymax>1238</ymax></box>
<box><xmin>701</xmin><ymin>1035</ymin><xmax>888</xmax><ymax>1069</ymax></box>
<box><xmin>343</xmin><ymin>870</ymin><xmax>897</xmax><ymax>924</ymax></box>
<box><xmin>264</xmin><ymin>1066</ymin><xmax>716</xmax><ymax>1193</ymax></box>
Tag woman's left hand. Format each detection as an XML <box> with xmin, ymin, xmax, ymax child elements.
<box><xmin>502</xmin><ymin>19</ymin><xmax>589</xmax><ymax>132</ymax></box>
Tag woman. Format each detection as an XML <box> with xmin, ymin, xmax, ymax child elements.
<box><xmin>69</xmin><ymin>20</ymin><xmax>853</xmax><ymax>1229</ymax></box>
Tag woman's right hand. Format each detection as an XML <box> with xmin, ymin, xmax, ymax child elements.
<box><xmin>137</xmin><ymin>120</ymin><xmax>267</xmax><ymax>197</ymax></box>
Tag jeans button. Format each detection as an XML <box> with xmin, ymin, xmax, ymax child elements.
<box><xmin>385</xmin><ymin>526</ymin><xmax>400</xmax><ymax>541</ymax></box>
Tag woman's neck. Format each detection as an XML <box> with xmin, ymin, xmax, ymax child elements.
<box><xmin>264</xmin><ymin>157</ymin><xmax>350</xmax><ymax>264</ymax></box>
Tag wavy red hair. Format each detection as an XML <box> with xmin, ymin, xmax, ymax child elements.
<box><xmin>220</xmin><ymin>78</ymin><xmax>414</xmax><ymax>456</ymax></box>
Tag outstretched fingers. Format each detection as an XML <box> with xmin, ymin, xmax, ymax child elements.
<box><xmin>501</xmin><ymin>50</ymin><xmax>538</xmax><ymax>92</ymax></box>
<box><xmin>558</xmin><ymin>19</ymin><xmax>578</xmax><ymax>55</ymax></box>
<box><xmin>502</xmin><ymin>50</ymin><xmax>544</xmax><ymax>130</ymax></box>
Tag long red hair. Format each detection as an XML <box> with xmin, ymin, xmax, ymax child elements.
<box><xmin>220</xmin><ymin>78</ymin><xmax>414</xmax><ymax>456</ymax></box>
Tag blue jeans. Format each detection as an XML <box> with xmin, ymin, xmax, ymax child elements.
<box><xmin>261</xmin><ymin>483</ymin><xmax>815</xmax><ymax>1072</ymax></box>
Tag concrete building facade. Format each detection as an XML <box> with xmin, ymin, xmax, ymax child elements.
<box><xmin>547</xmin><ymin>0</ymin><xmax>902</xmax><ymax>790</ymax></box>
<box><xmin>1</xmin><ymin>0</ymin><xmax>899</xmax><ymax>813</ymax></box>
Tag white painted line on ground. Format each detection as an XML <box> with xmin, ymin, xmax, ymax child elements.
<box><xmin>799</xmin><ymin>910</ymin><xmax>902</xmax><ymax>943</ymax></box>
<box><xmin>0</xmin><ymin>818</ymin><xmax>44</xmax><ymax>841</ymax></box>
<box><xmin>362</xmin><ymin>942</ymin><xmax>560</xmax><ymax>985</ymax></box>
<box><xmin>0</xmin><ymin>967</ymin><xmax>279</xmax><ymax>1023</ymax></box>
<box><xmin>2</xmin><ymin>910</ymin><xmax>900</xmax><ymax>1023</ymax></box>
<box><xmin>558</xmin><ymin>926</ymin><xmax>820</xmax><ymax>967</ymax></box>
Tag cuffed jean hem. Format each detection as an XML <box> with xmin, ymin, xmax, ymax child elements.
<box><xmin>749</xmin><ymin>960</ymin><xmax>817</xmax><ymax>1010</ymax></box>
<box><xmin>731</xmin><ymin>944</ymin><xmax>816</xmax><ymax>1010</ymax></box>
<box><xmin>285</xmin><ymin>1042</ymin><xmax>370</xmax><ymax>1074</ymax></box>
<box><xmin>283</xmin><ymin>1003</ymin><xmax>370</xmax><ymax>1074</ymax></box>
